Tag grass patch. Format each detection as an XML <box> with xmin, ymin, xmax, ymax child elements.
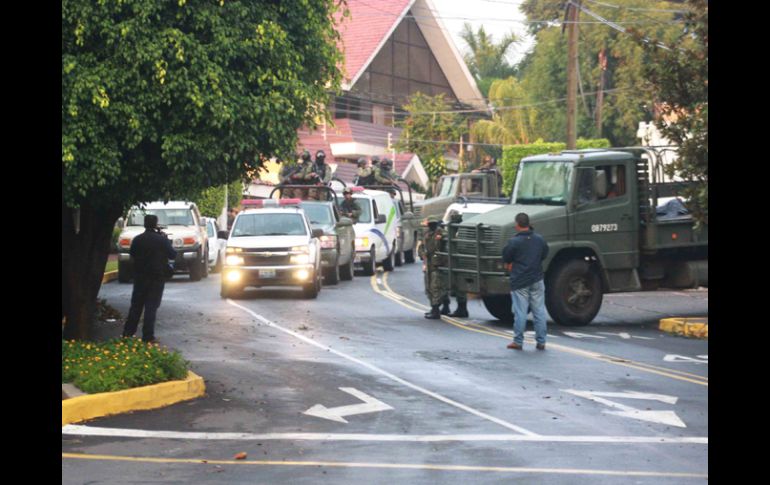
<box><xmin>105</xmin><ymin>260</ymin><xmax>118</xmax><ymax>273</ymax></box>
<box><xmin>62</xmin><ymin>338</ymin><xmax>189</xmax><ymax>394</ymax></box>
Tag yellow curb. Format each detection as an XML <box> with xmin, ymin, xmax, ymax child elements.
<box><xmin>62</xmin><ymin>371</ymin><xmax>205</xmax><ymax>426</ymax></box>
<box><xmin>659</xmin><ymin>318</ymin><xmax>708</xmax><ymax>339</ymax></box>
<box><xmin>102</xmin><ymin>271</ymin><xmax>118</xmax><ymax>284</ymax></box>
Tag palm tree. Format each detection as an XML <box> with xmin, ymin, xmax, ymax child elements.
<box><xmin>471</xmin><ymin>77</ymin><xmax>538</xmax><ymax>146</ymax></box>
<box><xmin>460</xmin><ymin>23</ymin><xmax>519</xmax><ymax>97</ymax></box>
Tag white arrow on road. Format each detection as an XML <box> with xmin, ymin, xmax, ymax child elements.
<box><xmin>303</xmin><ymin>387</ymin><xmax>393</xmax><ymax>423</ymax></box>
<box><xmin>563</xmin><ymin>389</ymin><xmax>686</xmax><ymax>428</ymax></box>
<box><xmin>563</xmin><ymin>332</ymin><xmax>607</xmax><ymax>339</ymax></box>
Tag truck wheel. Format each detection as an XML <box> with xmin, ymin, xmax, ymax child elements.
<box><xmin>189</xmin><ymin>255</ymin><xmax>203</xmax><ymax>281</ymax></box>
<box><xmin>220</xmin><ymin>284</ymin><xmax>243</xmax><ymax>299</ymax></box>
<box><xmin>202</xmin><ymin>249</ymin><xmax>209</xmax><ymax>278</ymax></box>
<box><xmin>362</xmin><ymin>248</ymin><xmax>376</xmax><ymax>276</ymax></box>
<box><xmin>340</xmin><ymin>244</ymin><xmax>355</xmax><ymax>281</ymax></box>
<box><xmin>383</xmin><ymin>243</ymin><xmax>396</xmax><ymax>272</ymax></box>
<box><xmin>482</xmin><ymin>295</ymin><xmax>513</xmax><ymax>323</ymax></box>
<box><xmin>324</xmin><ymin>260</ymin><xmax>340</xmax><ymax>285</ymax></box>
<box><xmin>404</xmin><ymin>235</ymin><xmax>416</xmax><ymax>264</ymax></box>
<box><xmin>303</xmin><ymin>271</ymin><xmax>321</xmax><ymax>299</ymax></box>
<box><xmin>546</xmin><ymin>260</ymin><xmax>603</xmax><ymax>326</ymax></box>
<box><xmin>117</xmin><ymin>261</ymin><xmax>132</xmax><ymax>283</ymax></box>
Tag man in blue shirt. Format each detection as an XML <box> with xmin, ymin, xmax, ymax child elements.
<box><xmin>501</xmin><ymin>213</ymin><xmax>549</xmax><ymax>350</ymax></box>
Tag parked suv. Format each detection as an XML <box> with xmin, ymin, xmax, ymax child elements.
<box><xmin>299</xmin><ymin>200</ymin><xmax>356</xmax><ymax>284</ymax></box>
<box><xmin>117</xmin><ymin>201</ymin><xmax>208</xmax><ymax>282</ymax></box>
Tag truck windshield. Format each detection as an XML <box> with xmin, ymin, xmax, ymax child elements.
<box><xmin>300</xmin><ymin>204</ymin><xmax>333</xmax><ymax>225</ymax></box>
<box><xmin>513</xmin><ymin>161</ymin><xmax>573</xmax><ymax>206</ymax></box>
<box><xmin>127</xmin><ymin>208</ymin><xmax>193</xmax><ymax>226</ymax></box>
<box><xmin>437</xmin><ymin>176</ymin><xmax>458</xmax><ymax>197</ymax></box>
<box><xmin>231</xmin><ymin>213</ymin><xmax>307</xmax><ymax>237</ymax></box>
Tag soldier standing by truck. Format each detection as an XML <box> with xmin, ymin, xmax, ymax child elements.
<box><xmin>291</xmin><ymin>150</ymin><xmax>318</xmax><ymax>199</ymax></box>
<box><xmin>310</xmin><ymin>150</ymin><xmax>332</xmax><ymax>200</ymax></box>
<box><xmin>419</xmin><ymin>216</ymin><xmax>448</xmax><ymax>319</ymax></box>
<box><xmin>279</xmin><ymin>155</ymin><xmax>300</xmax><ymax>199</ymax></box>
<box><xmin>446</xmin><ymin>211</ymin><xmax>469</xmax><ymax>318</ymax></box>
<box><xmin>355</xmin><ymin>158</ymin><xmax>375</xmax><ymax>186</ymax></box>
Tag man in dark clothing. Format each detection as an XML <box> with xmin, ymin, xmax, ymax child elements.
<box><xmin>339</xmin><ymin>187</ymin><xmax>361</xmax><ymax>222</ymax></box>
<box><xmin>122</xmin><ymin>214</ymin><xmax>177</xmax><ymax>343</ymax></box>
<box><xmin>501</xmin><ymin>213</ymin><xmax>549</xmax><ymax>350</ymax></box>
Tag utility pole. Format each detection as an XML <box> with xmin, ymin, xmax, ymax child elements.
<box><xmin>595</xmin><ymin>48</ymin><xmax>607</xmax><ymax>138</ymax></box>
<box><xmin>565</xmin><ymin>0</ymin><xmax>581</xmax><ymax>149</ymax></box>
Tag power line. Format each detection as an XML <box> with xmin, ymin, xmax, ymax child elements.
<box><xmin>583</xmin><ymin>0</ymin><xmax>688</xmax><ymax>14</ymax></box>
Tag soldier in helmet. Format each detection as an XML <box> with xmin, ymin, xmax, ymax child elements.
<box><xmin>419</xmin><ymin>215</ymin><xmax>448</xmax><ymax>319</ymax></box>
<box><xmin>290</xmin><ymin>150</ymin><xmax>318</xmax><ymax>199</ymax></box>
<box><xmin>445</xmin><ymin>210</ymin><xmax>469</xmax><ymax>317</ymax></box>
<box><xmin>339</xmin><ymin>187</ymin><xmax>361</xmax><ymax>223</ymax></box>
<box><xmin>279</xmin><ymin>154</ymin><xmax>301</xmax><ymax>199</ymax></box>
<box><xmin>310</xmin><ymin>150</ymin><xmax>332</xmax><ymax>200</ymax></box>
<box><xmin>374</xmin><ymin>158</ymin><xmax>397</xmax><ymax>185</ymax></box>
<box><xmin>355</xmin><ymin>157</ymin><xmax>374</xmax><ymax>186</ymax></box>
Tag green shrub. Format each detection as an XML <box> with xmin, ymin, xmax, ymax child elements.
<box><xmin>500</xmin><ymin>138</ymin><xmax>611</xmax><ymax>196</ymax></box>
<box><xmin>62</xmin><ymin>338</ymin><xmax>189</xmax><ymax>394</ymax></box>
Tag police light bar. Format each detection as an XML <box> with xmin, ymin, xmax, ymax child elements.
<box><xmin>349</xmin><ymin>186</ymin><xmax>365</xmax><ymax>192</ymax></box>
<box><xmin>242</xmin><ymin>198</ymin><xmax>302</xmax><ymax>208</ymax></box>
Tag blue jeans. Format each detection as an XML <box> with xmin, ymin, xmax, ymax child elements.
<box><xmin>511</xmin><ymin>280</ymin><xmax>547</xmax><ymax>345</ymax></box>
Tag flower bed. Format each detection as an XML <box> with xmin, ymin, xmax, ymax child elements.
<box><xmin>62</xmin><ymin>338</ymin><xmax>189</xmax><ymax>394</ymax></box>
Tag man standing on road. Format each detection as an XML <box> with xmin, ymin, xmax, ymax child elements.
<box><xmin>122</xmin><ymin>214</ymin><xmax>177</xmax><ymax>344</ymax></box>
<box><xmin>419</xmin><ymin>216</ymin><xmax>447</xmax><ymax>319</ymax></box>
<box><xmin>501</xmin><ymin>213</ymin><xmax>549</xmax><ymax>350</ymax></box>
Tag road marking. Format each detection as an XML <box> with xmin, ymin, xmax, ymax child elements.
<box><xmin>564</xmin><ymin>332</ymin><xmax>607</xmax><ymax>339</ymax></box>
<box><xmin>563</xmin><ymin>390</ymin><xmax>687</xmax><ymax>428</ymax></box>
<box><xmin>598</xmin><ymin>332</ymin><xmax>655</xmax><ymax>340</ymax></box>
<box><xmin>226</xmin><ymin>299</ymin><xmax>539</xmax><ymax>436</ymax></box>
<box><xmin>62</xmin><ymin>425</ymin><xmax>707</xmax><ymax>444</ymax></box>
<box><xmin>61</xmin><ymin>453</ymin><xmax>707</xmax><ymax>478</ymax></box>
<box><xmin>303</xmin><ymin>387</ymin><xmax>393</xmax><ymax>423</ymax></box>
<box><xmin>376</xmin><ymin>272</ymin><xmax>708</xmax><ymax>387</ymax></box>
<box><xmin>664</xmin><ymin>354</ymin><xmax>708</xmax><ymax>364</ymax></box>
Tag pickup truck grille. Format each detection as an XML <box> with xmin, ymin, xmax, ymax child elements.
<box><xmin>241</xmin><ymin>248</ymin><xmax>292</xmax><ymax>266</ymax></box>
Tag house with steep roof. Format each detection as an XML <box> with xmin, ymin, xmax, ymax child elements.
<box><xmin>256</xmin><ymin>0</ymin><xmax>483</xmax><ymax>192</ymax></box>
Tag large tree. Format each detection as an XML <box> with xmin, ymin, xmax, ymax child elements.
<box><xmin>517</xmin><ymin>0</ymin><xmax>685</xmax><ymax>145</ymax></box>
<box><xmin>630</xmin><ymin>0</ymin><xmax>707</xmax><ymax>225</ymax></box>
<box><xmin>62</xmin><ymin>0</ymin><xmax>346</xmax><ymax>339</ymax></box>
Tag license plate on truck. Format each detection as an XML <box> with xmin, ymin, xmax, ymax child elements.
<box><xmin>259</xmin><ymin>269</ymin><xmax>276</xmax><ymax>278</ymax></box>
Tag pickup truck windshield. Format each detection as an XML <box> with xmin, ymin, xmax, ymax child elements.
<box><xmin>301</xmin><ymin>204</ymin><xmax>333</xmax><ymax>225</ymax></box>
<box><xmin>513</xmin><ymin>161</ymin><xmax>573</xmax><ymax>206</ymax></box>
<box><xmin>128</xmin><ymin>209</ymin><xmax>193</xmax><ymax>226</ymax></box>
<box><xmin>437</xmin><ymin>176</ymin><xmax>458</xmax><ymax>197</ymax></box>
<box><xmin>231</xmin><ymin>213</ymin><xmax>307</xmax><ymax>237</ymax></box>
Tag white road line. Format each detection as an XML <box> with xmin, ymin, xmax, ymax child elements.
<box><xmin>226</xmin><ymin>299</ymin><xmax>539</xmax><ymax>436</ymax></box>
<box><xmin>62</xmin><ymin>425</ymin><xmax>707</xmax><ymax>445</ymax></box>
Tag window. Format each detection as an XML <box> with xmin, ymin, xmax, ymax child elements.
<box><xmin>300</xmin><ymin>204</ymin><xmax>333</xmax><ymax>225</ymax></box>
<box><xmin>127</xmin><ymin>208</ymin><xmax>193</xmax><ymax>227</ymax></box>
<box><xmin>596</xmin><ymin>165</ymin><xmax>627</xmax><ymax>200</ymax></box>
<box><xmin>231</xmin><ymin>214</ymin><xmax>307</xmax><ymax>237</ymax></box>
<box><xmin>514</xmin><ymin>161</ymin><xmax>574</xmax><ymax>206</ymax></box>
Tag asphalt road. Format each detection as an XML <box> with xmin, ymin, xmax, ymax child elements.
<box><xmin>63</xmin><ymin>262</ymin><xmax>708</xmax><ymax>484</ymax></box>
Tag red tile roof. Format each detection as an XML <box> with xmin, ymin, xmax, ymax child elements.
<box><xmin>334</xmin><ymin>0</ymin><xmax>413</xmax><ymax>84</ymax></box>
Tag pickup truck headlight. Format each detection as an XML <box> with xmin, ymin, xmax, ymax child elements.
<box><xmin>291</xmin><ymin>245</ymin><xmax>310</xmax><ymax>254</ymax></box>
<box><xmin>355</xmin><ymin>237</ymin><xmax>370</xmax><ymax>250</ymax></box>
<box><xmin>290</xmin><ymin>254</ymin><xmax>312</xmax><ymax>264</ymax></box>
<box><xmin>225</xmin><ymin>255</ymin><xmax>245</xmax><ymax>265</ymax></box>
<box><xmin>319</xmin><ymin>235</ymin><xmax>337</xmax><ymax>249</ymax></box>
<box><xmin>226</xmin><ymin>247</ymin><xmax>243</xmax><ymax>254</ymax></box>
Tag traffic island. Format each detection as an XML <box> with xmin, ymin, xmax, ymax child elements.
<box><xmin>659</xmin><ymin>317</ymin><xmax>708</xmax><ymax>339</ymax></box>
<box><xmin>62</xmin><ymin>371</ymin><xmax>205</xmax><ymax>426</ymax></box>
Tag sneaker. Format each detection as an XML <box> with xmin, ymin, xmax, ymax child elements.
<box><xmin>536</xmin><ymin>343</ymin><xmax>546</xmax><ymax>350</ymax></box>
<box><xmin>507</xmin><ymin>342</ymin><xmax>523</xmax><ymax>350</ymax></box>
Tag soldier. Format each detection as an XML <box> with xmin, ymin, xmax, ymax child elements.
<box><xmin>339</xmin><ymin>187</ymin><xmax>361</xmax><ymax>223</ymax></box>
<box><xmin>311</xmin><ymin>150</ymin><xmax>332</xmax><ymax>200</ymax></box>
<box><xmin>279</xmin><ymin>155</ymin><xmax>300</xmax><ymax>199</ymax></box>
<box><xmin>290</xmin><ymin>150</ymin><xmax>318</xmax><ymax>199</ymax></box>
<box><xmin>355</xmin><ymin>157</ymin><xmax>374</xmax><ymax>186</ymax></box>
<box><xmin>419</xmin><ymin>215</ymin><xmax>448</xmax><ymax>319</ymax></box>
<box><xmin>374</xmin><ymin>158</ymin><xmax>397</xmax><ymax>185</ymax></box>
<box><xmin>446</xmin><ymin>210</ymin><xmax>469</xmax><ymax>318</ymax></box>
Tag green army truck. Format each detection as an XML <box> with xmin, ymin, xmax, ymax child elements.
<box><xmin>413</xmin><ymin>171</ymin><xmax>502</xmax><ymax>222</ymax></box>
<box><xmin>440</xmin><ymin>148</ymin><xmax>708</xmax><ymax>326</ymax></box>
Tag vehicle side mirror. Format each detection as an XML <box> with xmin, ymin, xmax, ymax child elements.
<box><xmin>312</xmin><ymin>228</ymin><xmax>325</xmax><ymax>239</ymax></box>
<box><xmin>336</xmin><ymin>218</ymin><xmax>353</xmax><ymax>227</ymax></box>
<box><xmin>217</xmin><ymin>230</ymin><xmax>229</xmax><ymax>240</ymax></box>
<box><xmin>375</xmin><ymin>214</ymin><xmax>387</xmax><ymax>224</ymax></box>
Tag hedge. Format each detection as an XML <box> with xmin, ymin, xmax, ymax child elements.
<box><xmin>500</xmin><ymin>138</ymin><xmax>611</xmax><ymax>196</ymax></box>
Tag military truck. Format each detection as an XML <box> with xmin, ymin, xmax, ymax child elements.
<box><xmin>413</xmin><ymin>171</ymin><xmax>502</xmax><ymax>222</ymax></box>
<box><xmin>441</xmin><ymin>148</ymin><xmax>708</xmax><ymax>326</ymax></box>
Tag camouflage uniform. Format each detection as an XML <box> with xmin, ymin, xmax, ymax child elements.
<box><xmin>374</xmin><ymin>159</ymin><xmax>397</xmax><ymax>185</ymax></box>
<box><xmin>279</xmin><ymin>159</ymin><xmax>300</xmax><ymax>198</ymax></box>
<box><xmin>309</xmin><ymin>151</ymin><xmax>331</xmax><ymax>200</ymax></box>
<box><xmin>446</xmin><ymin>211</ymin><xmax>468</xmax><ymax>317</ymax></box>
<box><xmin>419</xmin><ymin>216</ymin><xmax>447</xmax><ymax>318</ymax></box>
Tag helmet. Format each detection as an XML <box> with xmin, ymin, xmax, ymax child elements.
<box><xmin>449</xmin><ymin>210</ymin><xmax>463</xmax><ymax>223</ymax></box>
<box><xmin>301</xmin><ymin>150</ymin><xmax>311</xmax><ymax>162</ymax></box>
<box><xmin>357</xmin><ymin>157</ymin><xmax>367</xmax><ymax>167</ymax></box>
<box><xmin>315</xmin><ymin>150</ymin><xmax>326</xmax><ymax>161</ymax></box>
<box><xmin>343</xmin><ymin>187</ymin><xmax>353</xmax><ymax>195</ymax></box>
<box><xmin>371</xmin><ymin>156</ymin><xmax>381</xmax><ymax>165</ymax></box>
<box><xmin>382</xmin><ymin>158</ymin><xmax>392</xmax><ymax>168</ymax></box>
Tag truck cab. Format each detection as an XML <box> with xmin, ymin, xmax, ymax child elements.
<box><xmin>413</xmin><ymin>171</ymin><xmax>501</xmax><ymax>222</ymax></box>
<box><xmin>443</xmin><ymin>148</ymin><xmax>707</xmax><ymax>327</ymax></box>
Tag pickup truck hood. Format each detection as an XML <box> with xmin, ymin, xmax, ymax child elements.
<box><xmin>227</xmin><ymin>235</ymin><xmax>309</xmax><ymax>249</ymax></box>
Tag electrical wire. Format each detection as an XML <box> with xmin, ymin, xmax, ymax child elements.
<box><xmin>583</xmin><ymin>0</ymin><xmax>688</xmax><ymax>14</ymax></box>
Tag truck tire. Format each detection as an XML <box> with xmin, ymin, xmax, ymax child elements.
<box><xmin>220</xmin><ymin>284</ymin><xmax>243</xmax><ymax>299</ymax></box>
<box><xmin>340</xmin><ymin>243</ymin><xmax>355</xmax><ymax>281</ymax></box>
<box><xmin>202</xmin><ymin>248</ymin><xmax>209</xmax><ymax>278</ymax></box>
<box><xmin>546</xmin><ymin>260</ymin><xmax>603</xmax><ymax>326</ymax></box>
<box><xmin>482</xmin><ymin>295</ymin><xmax>513</xmax><ymax>323</ymax></box>
<box><xmin>189</xmin><ymin>254</ymin><xmax>203</xmax><ymax>282</ymax></box>
<box><xmin>303</xmin><ymin>270</ymin><xmax>321</xmax><ymax>299</ymax></box>
<box><xmin>382</xmin><ymin>242</ymin><xmax>396</xmax><ymax>272</ymax></box>
<box><xmin>117</xmin><ymin>261</ymin><xmax>132</xmax><ymax>283</ymax></box>
<box><xmin>362</xmin><ymin>247</ymin><xmax>376</xmax><ymax>276</ymax></box>
<box><xmin>324</xmin><ymin>259</ymin><xmax>340</xmax><ymax>285</ymax></box>
<box><xmin>404</xmin><ymin>233</ymin><xmax>416</xmax><ymax>263</ymax></box>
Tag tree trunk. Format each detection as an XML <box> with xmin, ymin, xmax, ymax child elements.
<box><xmin>62</xmin><ymin>197</ymin><xmax>122</xmax><ymax>341</ymax></box>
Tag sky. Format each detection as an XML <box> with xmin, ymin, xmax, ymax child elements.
<box><xmin>429</xmin><ymin>0</ymin><xmax>535</xmax><ymax>66</ymax></box>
